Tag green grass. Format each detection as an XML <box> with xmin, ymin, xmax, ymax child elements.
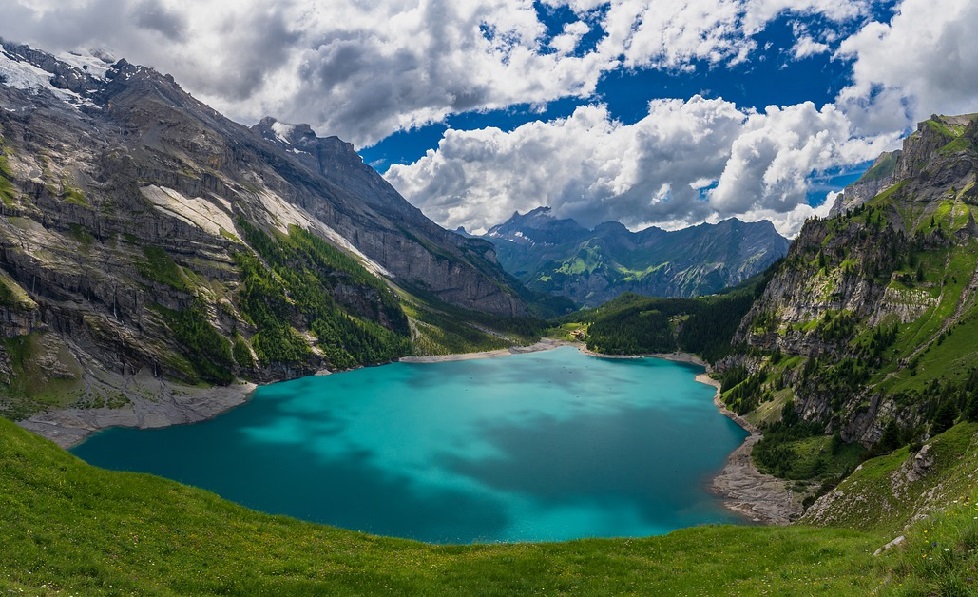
<box><xmin>803</xmin><ymin>423</ymin><xmax>978</xmax><ymax>535</ymax></box>
<box><xmin>62</xmin><ymin>184</ymin><xmax>89</xmax><ymax>207</ymax></box>
<box><xmin>139</xmin><ymin>246</ymin><xmax>192</xmax><ymax>292</ymax></box>
<box><xmin>0</xmin><ymin>416</ymin><xmax>901</xmax><ymax>595</ymax></box>
<box><xmin>0</xmin><ymin>334</ymin><xmax>85</xmax><ymax>420</ymax></box>
<box><xmin>884</xmin><ymin>500</ymin><xmax>978</xmax><ymax>595</ymax></box>
<box><xmin>0</xmin><ymin>139</ymin><xmax>15</xmax><ymax>206</ymax></box>
<box><xmin>0</xmin><ymin>270</ymin><xmax>35</xmax><ymax>311</ymax></box>
<box><xmin>883</xmin><ymin>242</ymin><xmax>978</xmax><ymax>394</ymax></box>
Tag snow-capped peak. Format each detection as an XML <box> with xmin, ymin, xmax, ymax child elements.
<box><xmin>271</xmin><ymin>121</ymin><xmax>297</xmax><ymax>144</ymax></box>
<box><xmin>57</xmin><ymin>48</ymin><xmax>115</xmax><ymax>80</ymax></box>
<box><xmin>0</xmin><ymin>45</ymin><xmax>101</xmax><ymax>110</ymax></box>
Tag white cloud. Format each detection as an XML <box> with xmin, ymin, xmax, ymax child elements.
<box><xmin>709</xmin><ymin>102</ymin><xmax>890</xmax><ymax>215</ymax></box>
<box><xmin>791</xmin><ymin>35</ymin><xmax>829</xmax><ymax>59</ymax></box>
<box><xmin>386</xmin><ymin>97</ymin><xmax>892</xmax><ymax>238</ymax></box>
<box><xmin>0</xmin><ymin>0</ymin><xmax>878</xmax><ymax>147</ymax></box>
<box><xmin>597</xmin><ymin>0</ymin><xmax>753</xmax><ymax>69</ymax></box>
<box><xmin>835</xmin><ymin>0</ymin><xmax>978</xmax><ymax>135</ymax></box>
<box><xmin>549</xmin><ymin>21</ymin><xmax>590</xmax><ymax>55</ymax></box>
<box><xmin>740</xmin><ymin>0</ymin><xmax>871</xmax><ymax>33</ymax></box>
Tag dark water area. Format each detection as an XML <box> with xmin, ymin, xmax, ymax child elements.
<box><xmin>72</xmin><ymin>347</ymin><xmax>747</xmax><ymax>543</ymax></box>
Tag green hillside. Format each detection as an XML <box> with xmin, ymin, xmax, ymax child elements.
<box><xmin>6</xmin><ymin>415</ymin><xmax>978</xmax><ymax>594</ymax></box>
<box><xmin>570</xmin><ymin>271</ymin><xmax>771</xmax><ymax>362</ymax></box>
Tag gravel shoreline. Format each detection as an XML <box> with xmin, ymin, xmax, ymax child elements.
<box><xmin>17</xmin><ymin>368</ymin><xmax>256</xmax><ymax>449</ymax></box>
<box><xmin>698</xmin><ymin>373</ymin><xmax>803</xmax><ymax>525</ymax></box>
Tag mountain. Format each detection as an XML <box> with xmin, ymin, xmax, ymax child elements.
<box><xmin>695</xmin><ymin>112</ymin><xmax>978</xmax><ymax>508</ymax></box>
<box><xmin>0</xmin><ymin>41</ymin><xmax>529</xmax><ymax>428</ymax></box>
<box><xmin>482</xmin><ymin>207</ymin><xmax>790</xmax><ymax>306</ymax></box>
<box><xmin>572</xmin><ymin>113</ymin><xmax>978</xmax><ymax>515</ymax></box>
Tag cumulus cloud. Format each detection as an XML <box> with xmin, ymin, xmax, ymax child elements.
<box><xmin>835</xmin><ymin>0</ymin><xmax>978</xmax><ymax>134</ymax></box>
<box><xmin>597</xmin><ymin>0</ymin><xmax>754</xmax><ymax>69</ymax></box>
<box><xmin>791</xmin><ymin>35</ymin><xmax>829</xmax><ymax>59</ymax></box>
<box><xmin>386</xmin><ymin>97</ymin><xmax>892</xmax><ymax>237</ymax></box>
<box><xmin>3</xmin><ymin>0</ymin><xmax>955</xmax><ymax>240</ymax></box>
<box><xmin>709</xmin><ymin>102</ymin><xmax>888</xmax><ymax>215</ymax></box>
<box><xmin>740</xmin><ymin>0</ymin><xmax>871</xmax><ymax>33</ymax></box>
<box><xmin>1</xmin><ymin>0</ymin><xmax>874</xmax><ymax>146</ymax></box>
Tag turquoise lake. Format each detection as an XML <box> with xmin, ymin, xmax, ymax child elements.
<box><xmin>71</xmin><ymin>347</ymin><xmax>749</xmax><ymax>543</ymax></box>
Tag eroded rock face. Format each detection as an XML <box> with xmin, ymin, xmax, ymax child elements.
<box><xmin>731</xmin><ymin>113</ymin><xmax>978</xmax><ymax>446</ymax></box>
<box><xmin>0</xmin><ymin>42</ymin><xmax>526</xmax><ymax>422</ymax></box>
<box><xmin>252</xmin><ymin>116</ymin><xmax>525</xmax><ymax>316</ymax></box>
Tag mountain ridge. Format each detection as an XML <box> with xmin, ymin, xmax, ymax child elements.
<box><xmin>0</xmin><ymin>41</ymin><xmax>532</xmax><ymax>431</ymax></box>
<box><xmin>483</xmin><ymin>207</ymin><xmax>790</xmax><ymax>306</ymax></box>
<box><xmin>718</xmin><ymin>111</ymin><xmax>978</xmax><ymax>465</ymax></box>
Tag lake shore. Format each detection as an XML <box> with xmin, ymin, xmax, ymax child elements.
<box><xmin>699</xmin><ymin>373</ymin><xmax>803</xmax><ymax>525</ymax></box>
<box><xmin>19</xmin><ymin>337</ymin><xmax>802</xmax><ymax>530</ymax></box>
<box><xmin>398</xmin><ymin>337</ymin><xmax>576</xmax><ymax>363</ymax></box>
<box><xmin>18</xmin><ymin>369</ymin><xmax>256</xmax><ymax>449</ymax></box>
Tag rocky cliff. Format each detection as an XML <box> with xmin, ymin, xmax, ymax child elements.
<box><xmin>0</xmin><ymin>41</ymin><xmax>526</xmax><ymax>429</ymax></box>
<box><xmin>727</xmin><ymin>113</ymin><xmax>978</xmax><ymax>448</ymax></box>
<box><xmin>483</xmin><ymin>207</ymin><xmax>790</xmax><ymax>306</ymax></box>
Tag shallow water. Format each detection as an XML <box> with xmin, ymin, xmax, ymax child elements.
<box><xmin>72</xmin><ymin>347</ymin><xmax>748</xmax><ymax>543</ymax></box>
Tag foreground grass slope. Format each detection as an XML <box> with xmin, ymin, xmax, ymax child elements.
<box><xmin>8</xmin><ymin>417</ymin><xmax>978</xmax><ymax>595</ymax></box>
<box><xmin>0</xmin><ymin>417</ymin><xmax>897</xmax><ymax>595</ymax></box>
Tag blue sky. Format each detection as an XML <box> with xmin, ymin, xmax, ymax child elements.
<box><xmin>361</xmin><ymin>7</ymin><xmax>881</xmax><ymax>170</ymax></box>
<box><xmin>2</xmin><ymin>0</ymin><xmax>976</xmax><ymax>237</ymax></box>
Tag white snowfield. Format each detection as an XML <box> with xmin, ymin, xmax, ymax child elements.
<box><xmin>0</xmin><ymin>47</ymin><xmax>107</xmax><ymax>109</ymax></box>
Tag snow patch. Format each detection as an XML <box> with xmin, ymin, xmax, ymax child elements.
<box><xmin>140</xmin><ymin>185</ymin><xmax>237</xmax><ymax>238</ymax></box>
<box><xmin>271</xmin><ymin>121</ymin><xmax>295</xmax><ymax>144</ymax></box>
<box><xmin>57</xmin><ymin>49</ymin><xmax>113</xmax><ymax>80</ymax></box>
<box><xmin>0</xmin><ymin>48</ymin><xmax>94</xmax><ymax>108</ymax></box>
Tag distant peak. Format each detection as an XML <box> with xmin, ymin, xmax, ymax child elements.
<box><xmin>254</xmin><ymin>117</ymin><xmax>317</xmax><ymax>146</ymax></box>
<box><xmin>594</xmin><ymin>220</ymin><xmax>628</xmax><ymax>233</ymax></box>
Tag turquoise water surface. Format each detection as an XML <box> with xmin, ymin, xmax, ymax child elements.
<box><xmin>72</xmin><ymin>347</ymin><xmax>748</xmax><ymax>543</ymax></box>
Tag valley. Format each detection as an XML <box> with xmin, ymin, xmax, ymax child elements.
<box><xmin>1</xmin><ymin>38</ymin><xmax>978</xmax><ymax>595</ymax></box>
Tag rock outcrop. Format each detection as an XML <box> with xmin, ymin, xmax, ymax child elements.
<box><xmin>0</xmin><ymin>41</ymin><xmax>526</xmax><ymax>427</ymax></box>
<box><xmin>731</xmin><ymin>112</ymin><xmax>978</xmax><ymax>446</ymax></box>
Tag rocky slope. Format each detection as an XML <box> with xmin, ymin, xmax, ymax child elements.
<box><xmin>724</xmin><ymin>113</ymin><xmax>978</xmax><ymax>450</ymax></box>
<box><xmin>483</xmin><ymin>207</ymin><xmax>789</xmax><ymax>306</ymax></box>
<box><xmin>0</xmin><ymin>41</ymin><xmax>526</xmax><ymax>428</ymax></box>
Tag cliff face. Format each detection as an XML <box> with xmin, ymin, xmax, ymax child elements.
<box><xmin>731</xmin><ymin>113</ymin><xmax>978</xmax><ymax>446</ymax></box>
<box><xmin>251</xmin><ymin>117</ymin><xmax>524</xmax><ymax>316</ymax></box>
<box><xmin>484</xmin><ymin>207</ymin><xmax>790</xmax><ymax>307</ymax></box>
<box><xmin>0</xmin><ymin>42</ymin><xmax>525</xmax><ymax>423</ymax></box>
